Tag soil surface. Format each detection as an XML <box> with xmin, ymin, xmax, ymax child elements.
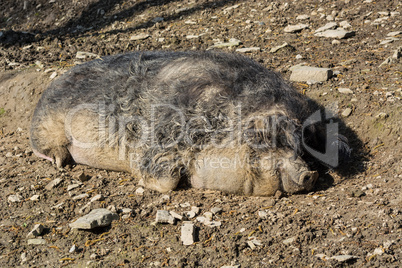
<box><xmin>0</xmin><ymin>0</ymin><xmax>401</xmax><ymax>267</ymax></box>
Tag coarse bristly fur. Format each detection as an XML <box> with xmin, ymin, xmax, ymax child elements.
<box><xmin>30</xmin><ymin>51</ymin><xmax>350</xmax><ymax>196</ymax></box>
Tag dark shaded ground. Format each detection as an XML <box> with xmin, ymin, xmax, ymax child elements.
<box><xmin>0</xmin><ymin>0</ymin><xmax>401</xmax><ymax>267</ymax></box>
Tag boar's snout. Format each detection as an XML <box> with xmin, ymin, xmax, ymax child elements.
<box><xmin>298</xmin><ymin>171</ymin><xmax>318</xmax><ymax>189</ymax></box>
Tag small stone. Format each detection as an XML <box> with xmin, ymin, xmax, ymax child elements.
<box><xmin>49</xmin><ymin>72</ymin><xmax>58</xmax><ymax>80</ymax></box>
<box><xmin>284</xmin><ymin>24</ymin><xmax>309</xmax><ymax>33</ymax></box>
<box><xmin>135</xmin><ymin>187</ymin><xmax>145</xmax><ymax>195</ymax></box>
<box><xmin>235</xmin><ymin>47</ymin><xmax>260</xmax><ymax>53</ymax></box>
<box><xmin>348</xmin><ymin>189</ymin><xmax>365</xmax><ymax>197</ymax></box>
<box><xmin>376</xmin><ymin>112</ymin><xmax>388</xmax><ymax>119</ymax></box>
<box><xmin>67</xmin><ymin>183</ymin><xmax>81</xmax><ymax>191</ymax></box>
<box><xmin>290</xmin><ymin>65</ymin><xmax>333</xmax><ymax>82</ymax></box>
<box><xmin>315</xmin><ymin>22</ymin><xmax>338</xmax><ymax>33</ymax></box>
<box><xmin>283</xmin><ymin>237</ymin><xmax>296</xmax><ymax>245</ymax></box>
<box><xmin>296</xmin><ymin>14</ymin><xmax>310</xmax><ymax>20</ymax></box>
<box><xmin>180</xmin><ymin>202</ymin><xmax>191</xmax><ymax>208</ymax></box>
<box><xmin>69</xmin><ymin>244</ymin><xmax>77</xmax><ymax>253</ymax></box>
<box><xmin>330</xmin><ymin>255</ymin><xmax>357</xmax><ymax>262</ymax></box>
<box><xmin>27</xmin><ymin>238</ymin><xmax>46</xmax><ymax>245</ymax></box>
<box><xmin>258</xmin><ymin>210</ymin><xmax>268</xmax><ymax>219</ymax></box>
<box><xmin>72</xmin><ymin>193</ymin><xmax>89</xmax><ymax>200</ymax></box>
<box><xmin>8</xmin><ymin>194</ymin><xmax>23</xmax><ymax>203</ymax></box>
<box><xmin>270</xmin><ymin>42</ymin><xmax>292</xmax><ymax>53</ymax></box>
<box><xmin>76</xmin><ymin>51</ymin><xmax>98</xmax><ymax>59</ymax></box>
<box><xmin>332</xmin><ymin>40</ymin><xmax>341</xmax><ymax>45</ymax></box>
<box><xmin>223</xmin><ymin>4</ymin><xmax>239</xmax><ymax>12</ymax></box>
<box><xmin>204</xmin><ymin>212</ymin><xmax>213</xmax><ymax>221</ymax></box>
<box><xmin>45</xmin><ymin>178</ymin><xmax>63</xmax><ymax>190</ymax></box>
<box><xmin>295</xmin><ymin>54</ymin><xmax>303</xmax><ymax>59</ymax></box>
<box><xmin>339</xmin><ymin>21</ymin><xmax>352</xmax><ymax>29</ymax></box>
<box><xmin>185</xmin><ymin>211</ymin><xmax>196</xmax><ymax>219</ymax></box>
<box><xmin>35</xmin><ymin>61</ymin><xmax>44</xmax><ymax>69</ymax></box>
<box><xmin>69</xmin><ymin>208</ymin><xmax>119</xmax><ymax>229</ymax></box>
<box><xmin>341</xmin><ymin>108</ymin><xmax>352</xmax><ymax>117</ymax></box>
<box><xmin>27</xmin><ymin>224</ymin><xmax>45</xmax><ymax>238</ymax></box>
<box><xmin>5</xmin><ymin>152</ymin><xmax>13</xmax><ymax>158</ymax></box>
<box><xmin>170</xmin><ymin>211</ymin><xmax>183</xmax><ymax>220</ymax></box>
<box><xmin>373</xmin><ymin>247</ymin><xmax>384</xmax><ymax>255</ymax></box>
<box><xmin>130</xmin><ymin>33</ymin><xmax>150</xmax><ymax>41</ymax></box>
<box><xmin>30</xmin><ymin>195</ymin><xmax>40</xmax><ymax>201</ymax></box>
<box><xmin>392</xmin><ymin>46</ymin><xmax>402</xmax><ymax>59</ymax></box>
<box><xmin>380</xmin><ymin>39</ymin><xmax>394</xmax><ymax>45</ymax></box>
<box><xmin>160</xmin><ymin>194</ymin><xmax>170</xmax><ymax>203</ymax></box>
<box><xmin>21</xmin><ymin>252</ymin><xmax>27</xmax><ymax>264</ymax></box>
<box><xmin>211</xmin><ymin>207</ymin><xmax>222</xmax><ymax>215</ymax></box>
<box><xmin>338</xmin><ymin>87</ymin><xmax>353</xmax><ymax>94</ymax></box>
<box><xmin>184</xmin><ymin>20</ymin><xmax>196</xmax><ymax>25</ymax></box>
<box><xmin>155</xmin><ymin>210</ymin><xmax>175</xmax><ymax>224</ymax></box>
<box><xmin>207</xmin><ymin>38</ymin><xmax>242</xmax><ymax>49</ymax></box>
<box><xmin>315</xmin><ymin>29</ymin><xmax>355</xmax><ymax>39</ymax></box>
<box><xmin>181</xmin><ymin>222</ymin><xmax>195</xmax><ymax>245</ymax></box>
<box><xmin>121</xmin><ymin>208</ymin><xmax>133</xmax><ymax>214</ymax></box>
<box><xmin>247</xmin><ymin>240</ymin><xmax>256</xmax><ymax>250</ymax></box>
<box><xmin>90</xmin><ymin>253</ymin><xmax>98</xmax><ymax>260</ymax></box>
<box><xmin>90</xmin><ymin>194</ymin><xmax>104</xmax><ymax>202</ymax></box>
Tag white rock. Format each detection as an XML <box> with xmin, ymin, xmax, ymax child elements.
<box><xmin>69</xmin><ymin>209</ymin><xmax>119</xmax><ymax>229</ymax></box>
<box><xmin>380</xmin><ymin>39</ymin><xmax>394</xmax><ymax>45</ymax></box>
<box><xmin>76</xmin><ymin>51</ymin><xmax>98</xmax><ymax>59</ymax></box>
<box><xmin>45</xmin><ymin>178</ymin><xmax>63</xmax><ymax>190</ymax></box>
<box><xmin>72</xmin><ymin>193</ymin><xmax>89</xmax><ymax>200</ymax></box>
<box><xmin>181</xmin><ymin>222</ymin><xmax>195</xmax><ymax>245</ymax></box>
<box><xmin>342</xmin><ymin>108</ymin><xmax>352</xmax><ymax>117</ymax></box>
<box><xmin>290</xmin><ymin>66</ymin><xmax>333</xmax><ymax>82</ymax></box>
<box><xmin>27</xmin><ymin>224</ymin><xmax>45</xmax><ymax>238</ymax></box>
<box><xmin>339</xmin><ymin>21</ymin><xmax>352</xmax><ymax>29</ymax></box>
<box><xmin>315</xmin><ymin>29</ymin><xmax>355</xmax><ymax>39</ymax></box>
<box><xmin>130</xmin><ymin>33</ymin><xmax>150</xmax><ymax>41</ymax></box>
<box><xmin>296</xmin><ymin>14</ymin><xmax>310</xmax><ymax>20</ymax></box>
<box><xmin>69</xmin><ymin>244</ymin><xmax>77</xmax><ymax>253</ymax></box>
<box><xmin>204</xmin><ymin>212</ymin><xmax>213</xmax><ymax>221</ymax></box>
<box><xmin>283</xmin><ymin>237</ymin><xmax>296</xmax><ymax>245</ymax></box>
<box><xmin>211</xmin><ymin>207</ymin><xmax>222</xmax><ymax>215</ymax></box>
<box><xmin>373</xmin><ymin>247</ymin><xmax>384</xmax><ymax>255</ymax></box>
<box><xmin>30</xmin><ymin>195</ymin><xmax>40</xmax><ymax>201</ymax></box>
<box><xmin>235</xmin><ymin>47</ymin><xmax>260</xmax><ymax>53</ymax></box>
<box><xmin>184</xmin><ymin>20</ymin><xmax>196</xmax><ymax>25</ymax></box>
<box><xmin>155</xmin><ymin>210</ymin><xmax>175</xmax><ymax>224</ymax></box>
<box><xmin>270</xmin><ymin>42</ymin><xmax>291</xmax><ymax>53</ymax></box>
<box><xmin>332</xmin><ymin>40</ymin><xmax>341</xmax><ymax>45</ymax></box>
<box><xmin>295</xmin><ymin>54</ymin><xmax>303</xmax><ymax>59</ymax></box>
<box><xmin>207</xmin><ymin>38</ymin><xmax>242</xmax><ymax>49</ymax></box>
<box><xmin>135</xmin><ymin>187</ymin><xmax>145</xmax><ymax>195</ymax></box>
<box><xmin>185</xmin><ymin>211</ymin><xmax>196</xmax><ymax>219</ymax></box>
<box><xmin>170</xmin><ymin>211</ymin><xmax>183</xmax><ymax>220</ymax></box>
<box><xmin>247</xmin><ymin>241</ymin><xmax>256</xmax><ymax>250</ymax></box>
<box><xmin>392</xmin><ymin>46</ymin><xmax>402</xmax><ymax>59</ymax></box>
<box><xmin>67</xmin><ymin>183</ymin><xmax>81</xmax><ymax>191</ymax></box>
<box><xmin>90</xmin><ymin>194</ymin><xmax>104</xmax><ymax>202</ymax></box>
<box><xmin>330</xmin><ymin>255</ymin><xmax>357</xmax><ymax>262</ymax></box>
<box><xmin>27</xmin><ymin>238</ymin><xmax>46</xmax><ymax>245</ymax></box>
<box><xmin>338</xmin><ymin>87</ymin><xmax>353</xmax><ymax>94</ymax></box>
<box><xmin>284</xmin><ymin>24</ymin><xmax>309</xmax><ymax>33</ymax></box>
<box><xmin>121</xmin><ymin>208</ymin><xmax>133</xmax><ymax>214</ymax></box>
<box><xmin>258</xmin><ymin>210</ymin><xmax>268</xmax><ymax>218</ymax></box>
<box><xmin>8</xmin><ymin>194</ymin><xmax>23</xmax><ymax>203</ymax></box>
<box><xmin>314</xmin><ymin>22</ymin><xmax>338</xmax><ymax>33</ymax></box>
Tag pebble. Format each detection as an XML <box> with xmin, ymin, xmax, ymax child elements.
<box><xmin>49</xmin><ymin>72</ymin><xmax>57</xmax><ymax>80</ymax></box>
<box><xmin>30</xmin><ymin>194</ymin><xmax>40</xmax><ymax>201</ymax></box>
<box><xmin>69</xmin><ymin>208</ymin><xmax>119</xmax><ymax>229</ymax></box>
<box><xmin>184</xmin><ymin>20</ymin><xmax>196</xmax><ymax>25</ymax></box>
<box><xmin>76</xmin><ymin>51</ymin><xmax>98</xmax><ymax>59</ymax></box>
<box><xmin>185</xmin><ymin>211</ymin><xmax>196</xmax><ymax>219</ymax></box>
<box><xmin>270</xmin><ymin>42</ymin><xmax>292</xmax><ymax>53</ymax></box>
<box><xmin>247</xmin><ymin>240</ymin><xmax>256</xmax><ymax>250</ymax></box>
<box><xmin>376</xmin><ymin>112</ymin><xmax>388</xmax><ymax>119</ymax></box>
<box><xmin>121</xmin><ymin>208</ymin><xmax>133</xmax><ymax>214</ymax></box>
<box><xmin>373</xmin><ymin>247</ymin><xmax>384</xmax><ymax>255</ymax></box>
<box><xmin>341</xmin><ymin>108</ymin><xmax>352</xmax><ymax>117</ymax></box>
<box><xmin>160</xmin><ymin>194</ymin><xmax>170</xmax><ymax>203</ymax></box>
<box><xmin>135</xmin><ymin>187</ymin><xmax>145</xmax><ymax>195</ymax></box>
<box><xmin>69</xmin><ymin>244</ymin><xmax>77</xmax><ymax>253</ymax></box>
<box><xmin>380</xmin><ymin>39</ymin><xmax>395</xmax><ymax>45</ymax></box>
<box><xmin>283</xmin><ymin>237</ymin><xmax>296</xmax><ymax>245</ymax></box>
<box><xmin>339</xmin><ymin>21</ymin><xmax>352</xmax><ymax>29</ymax></box>
<box><xmin>296</xmin><ymin>14</ymin><xmax>310</xmax><ymax>20</ymax></box>
<box><xmin>130</xmin><ymin>33</ymin><xmax>150</xmax><ymax>41</ymax></box>
<box><xmin>207</xmin><ymin>39</ymin><xmax>241</xmax><ymax>50</ymax></box>
<box><xmin>27</xmin><ymin>224</ymin><xmax>45</xmax><ymax>238</ymax></box>
<box><xmin>204</xmin><ymin>212</ymin><xmax>213</xmax><ymax>221</ymax></box>
<box><xmin>67</xmin><ymin>183</ymin><xmax>81</xmax><ymax>191</ymax></box>
<box><xmin>155</xmin><ymin>210</ymin><xmax>175</xmax><ymax>224</ymax></box>
<box><xmin>169</xmin><ymin>211</ymin><xmax>183</xmax><ymax>220</ymax></box>
<box><xmin>72</xmin><ymin>193</ymin><xmax>89</xmax><ymax>200</ymax></box>
<box><xmin>211</xmin><ymin>207</ymin><xmax>222</xmax><ymax>215</ymax></box>
<box><xmin>5</xmin><ymin>152</ymin><xmax>13</xmax><ymax>158</ymax></box>
<box><xmin>180</xmin><ymin>202</ymin><xmax>191</xmax><ymax>208</ymax></box>
<box><xmin>27</xmin><ymin>238</ymin><xmax>47</xmax><ymax>245</ymax></box>
<box><xmin>8</xmin><ymin>194</ymin><xmax>23</xmax><ymax>203</ymax></box>
<box><xmin>21</xmin><ymin>252</ymin><xmax>27</xmax><ymax>264</ymax></box>
<box><xmin>338</xmin><ymin>87</ymin><xmax>353</xmax><ymax>94</ymax></box>
<box><xmin>90</xmin><ymin>194</ymin><xmax>104</xmax><ymax>202</ymax></box>
<box><xmin>45</xmin><ymin>178</ymin><xmax>63</xmax><ymax>190</ymax></box>
<box><xmin>315</xmin><ymin>29</ymin><xmax>355</xmax><ymax>39</ymax></box>
<box><xmin>392</xmin><ymin>46</ymin><xmax>402</xmax><ymax>59</ymax></box>
<box><xmin>295</xmin><ymin>54</ymin><xmax>303</xmax><ymax>59</ymax></box>
<box><xmin>314</xmin><ymin>22</ymin><xmax>337</xmax><ymax>33</ymax></box>
<box><xmin>290</xmin><ymin>65</ymin><xmax>333</xmax><ymax>82</ymax></box>
<box><xmin>258</xmin><ymin>210</ymin><xmax>268</xmax><ymax>219</ymax></box>
<box><xmin>332</xmin><ymin>40</ymin><xmax>341</xmax><ymax>45</ymax></box>
<box><xmin>235</xmin><ymin>47</ymin><xmax>260</xmax><ymax>53</ymax></box>
<box><xmin>284</xmin><ymin>23</ymin><xmax>309</xmax><ymax>33</ymax></box>
<box><xmin>330</xmin><ymin>255</ymin><xmax>357</xmax><ymax>262</ymax></box>
<box><xmin>181</xmin><ymin>222</ymin><xmax>195</xmax><ymax>245</ymax></box>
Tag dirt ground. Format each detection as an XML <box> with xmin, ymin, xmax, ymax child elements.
<box><xmin>0</xmin><ymin>0</ymin><xmax>401</xmax><ymax>267</ymax></box>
